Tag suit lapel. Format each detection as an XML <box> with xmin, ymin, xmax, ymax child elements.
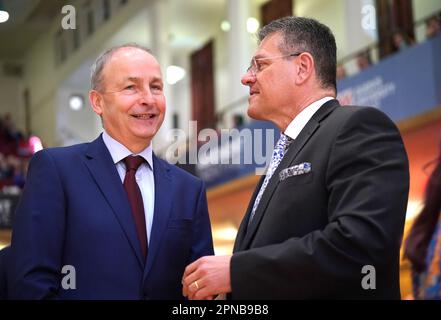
<box><xmin>144</xmin><ymin>155</ymin><xmax>172</xmax><ymax>277</ymax></box>
<box><xmin>240</xmin><ymin>100</ymin><xmax>340</xmax><ymax>250</ymax></box>
<box><xmin>233</xmin><ymin>174</ymin><xmax>265</xmax><ymax>252</ymax></box>
<box><xmin>83</xmin><ymin>135</ymin><xmax>145</xmax><ymax>268</ymax></box>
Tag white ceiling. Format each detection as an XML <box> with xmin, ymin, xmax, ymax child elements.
<box><xmin>169</xmin><ymin>0</ymin><xmax>225</xmax><ymax>50</ymax></box>
<box><xmin>0</xmin><ymin>0</ymin><xmax>67</xmax><ymax>60</ymax></box>
<box><xmin>0</xmin><ymin>0</ymin><xmax>269</xmax><ymax>61</ymax></box>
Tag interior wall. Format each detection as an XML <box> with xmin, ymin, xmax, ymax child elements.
<box><xmin>412</xmin><ymin>0</ymin><xmax>441</xmax><ymax>21</ymax></box>
<box><xmin>295</xmin><ymin>0</ymin><xmax>347</xmax><ymax>58</ymax></box>
<box><xmin>295</xmin><ymin>0</ymin><xmax>378</xmax><ymax>64</ymax></box>
<box><xmin>412</xmin><ymin>0</ymin><xmax>441</xmax><ymax>42</ymax></box>
<box><xmin>56</xmin><ymin>86</ymin><xmax>101</xmax><ymax>146</ymax></box>
<box><xmin>0</xmin><ymin>74</ymin><xmax>25</xmax><ymax>133</ymax></box>
<box><xmin>213</xmin><ymin>1</ymin><xmax>260</xmax><ymax>128</ymax></box>
<box><xmin>171</xmin><ymin>54</ymin><xmax>191</xmax><ymax>132</ymax></box>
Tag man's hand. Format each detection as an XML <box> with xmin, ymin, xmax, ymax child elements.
<box><xmin>182</xmin><ymin>255</ymin><xmax>232</xmax><ymax>300</ymax></box>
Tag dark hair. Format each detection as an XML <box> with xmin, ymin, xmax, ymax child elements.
<box><xmin>404</xmin><ymin>144</ymin><xmax>441</xmax><ymax>272</ymax></box>
<box><xmin>258</xmin><ymin>16</ymin><xmax>337</xmax><ymax>91</ymax></box>
<box><xmin>90</xmin><ymin>43</ymin><xmax>152</xmax><ymax>91</ymax></box>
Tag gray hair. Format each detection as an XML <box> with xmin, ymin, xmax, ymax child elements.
<box><xmin>258</xmin><ymin>16</ymin><xmax>337</xmax><ymax>91</ymax></box>
<box><xmin>90</xmin><ymin>43</ymin><xmax>152</xmax><ymax>91</ymax></box>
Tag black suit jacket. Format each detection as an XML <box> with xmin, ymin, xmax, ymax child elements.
<box><xmin>231</xmin><ymin>100</ymin><xmax>409</xmax><ymax>299</ymax></box>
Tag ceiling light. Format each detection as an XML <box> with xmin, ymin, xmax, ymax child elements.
<box><xmin>247</xmin><ymin>17</ymin><xmax>260</xmax><ymax>34</ymax></box>
<box><xmin>0</xmin><ymin>0</ymin><xmax>8</xmax><ymax>23</ymax></box>
<box><xmin>69</xmin><ymin>94</ymin><xmax>84</xmax><ymax>111</ymax></box>
<box><xmin>166</xmin><ymin>65</ymin><xmax>186</xmax><ymax>85</ymax></box>
<box><xmin>0</xmin><ymin>10</ymin><xmax>9</xmax><ymax>23</ymax></box>
<box><xmin>220</xmin><ymin>20</ymin><xmax>231</xmax><ymax>32</ymax></box>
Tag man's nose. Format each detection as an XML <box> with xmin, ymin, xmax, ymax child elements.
<box><xmin>138</xmin><ymin>88</ymin><xmax>155</xmax><ymax>105</ymax></box>
<box><xmin>241</xmin><ymin>70</ymin><xmax>255</xmax><ymax>86</ymax></box>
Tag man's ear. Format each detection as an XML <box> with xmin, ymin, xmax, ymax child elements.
<box><xmin>89</xmin><ymin>90</ymin><xmax>104</xmax><ymax>116</ymax></box>
<box><xmin>295</xmin><ymin>52</ymin><xmax>315</xmax><ymax>85</ymax></box>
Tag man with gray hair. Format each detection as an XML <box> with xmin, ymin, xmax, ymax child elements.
<box><xmin>182</xmin><ymin>16</ymin><xmax>409</xmax><ymax>299</ymax></box>
<box><xmin>8</xmin><ymin>44</ymin><xmax>214</xmax><ymax>299</ymax></box>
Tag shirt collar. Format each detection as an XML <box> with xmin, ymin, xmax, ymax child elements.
<box><xmin>284</xmin><ymin>97</ymin><xmax>334</xmax><ymax>140</ymax></box>
<box><xmin>102</xmin><ymin>131</ymin><xmax>153</xmax><ymax>169</ymax></box>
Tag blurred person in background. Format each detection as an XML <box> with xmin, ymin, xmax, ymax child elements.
<box><xmin>426</xmin><ymin>16</ymin><xmax>441</xmax><ymax>39</ymax></box>
<box><xmin>336</xmin><ymin>64</ymin><xmax>347</xmax><ymax>81</ymax></box>
<box><xmin>356</xmin><ymin>49</ymin><xmax>372</xmax><ymax>71</ymax></box>
<box><xmin>404</xmin><ymin>142</ymin><xmax>441</xmax><ymax>299</ymax></box>
<box><xmin>392</xmin><ymin>30</ymin><xmax>414</xmax><ymax>52</ymax></box>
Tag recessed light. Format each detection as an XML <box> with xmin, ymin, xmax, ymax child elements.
<box><xmin>221</xmin><ymin>20</ymin><xmax>231</xmax><ymax>32</ymax></box>
<box><xmin>0</xmin><ymin>10</ymin><xmax>9</xmax><ymax>23</ymax></box>
<box><xmin>166</xmin><ymin>65</ymin><xmax>186</xmax><ymax>85</ymax></box>
<box><xmin>69</xmin><ymin>94</ymin><xmax>84</xmax><ymax>111</ymax></box>
<box><xmin>247</xmin><ymin>17</ymin><xmax>260</xmax><ymax>34</ymax></box>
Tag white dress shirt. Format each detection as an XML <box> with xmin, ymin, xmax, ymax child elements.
<box><xmin>284</xmin><ymin>97</ymin><xmax>334</xmax><ymax>139</ymax></box>
<box><xmin>102</xmin><ymin>131</ymin><xmax>155</xmax><ymax>244</ymax></box>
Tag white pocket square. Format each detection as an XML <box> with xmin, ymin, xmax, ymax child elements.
<box><xmin>279</xmin><ymin>162</ymin><xmax>311</xmax><ymax>181</ymax></box>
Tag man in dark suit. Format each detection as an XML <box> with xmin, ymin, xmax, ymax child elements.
<box><xmin>182</xmin><ymin>17</ymin><xmax>409</xmax><ymax>299</ymax></box>
<box><xmin>8</xmin><ymin>44</ymin><xmax>213</xmax><ymax>299</ymax></box>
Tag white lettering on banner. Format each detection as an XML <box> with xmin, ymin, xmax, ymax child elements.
<box><xmin>338</xmin><ymin>76</ymin><xmax>396</xmax><ymax>108</ymax></box>
<box><xmin>164</xmin><ymin>122</ymin><xmax>275</xmax><ymax>175</ymax></box>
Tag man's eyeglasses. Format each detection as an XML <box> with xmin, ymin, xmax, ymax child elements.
<box><xmin>246</xmin><ymin>52</ymin><xmax>303</xmax><ymax>77</ymax></box>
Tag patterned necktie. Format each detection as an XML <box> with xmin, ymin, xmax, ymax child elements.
<box><xmin>248</xmin><ymin>133</ymin><xmax>293</xmax><ymax>224</ymax></box>
<box><xmin>123</xmin><ymin>155</ymin><xmax>148</xmax><ymax>261</ymax></box>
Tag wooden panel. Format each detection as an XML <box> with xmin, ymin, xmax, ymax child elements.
<box><xmin>190</xmin><ymin>40</ymin><xmax>216</xmax><ymax>131</ymax></box>
<box><xmin>376</xmin><ymin>0</ymin><xmax>414</xmax><ymax>58</ymax></box>
<box><xmin>261</xmin><ymin>0</ymin><xmax>293</xmax><ymax>27</ymax></box>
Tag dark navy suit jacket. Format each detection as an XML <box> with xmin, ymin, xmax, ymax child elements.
<box><xmin>8</xmin><ymin>135</ymin><xmax>214</xmax><ymax>299</ymax></box>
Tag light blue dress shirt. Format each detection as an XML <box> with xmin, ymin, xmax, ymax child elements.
<box><xmin>102</xmin><ymin>131</ymin><xmax>155</xmax><ymax>244</ymax></box>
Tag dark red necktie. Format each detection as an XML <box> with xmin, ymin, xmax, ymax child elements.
<box><xmin>123</xmin><ymin>155</ymin><xmax>148</xmax><ymax>261</ymax></box>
